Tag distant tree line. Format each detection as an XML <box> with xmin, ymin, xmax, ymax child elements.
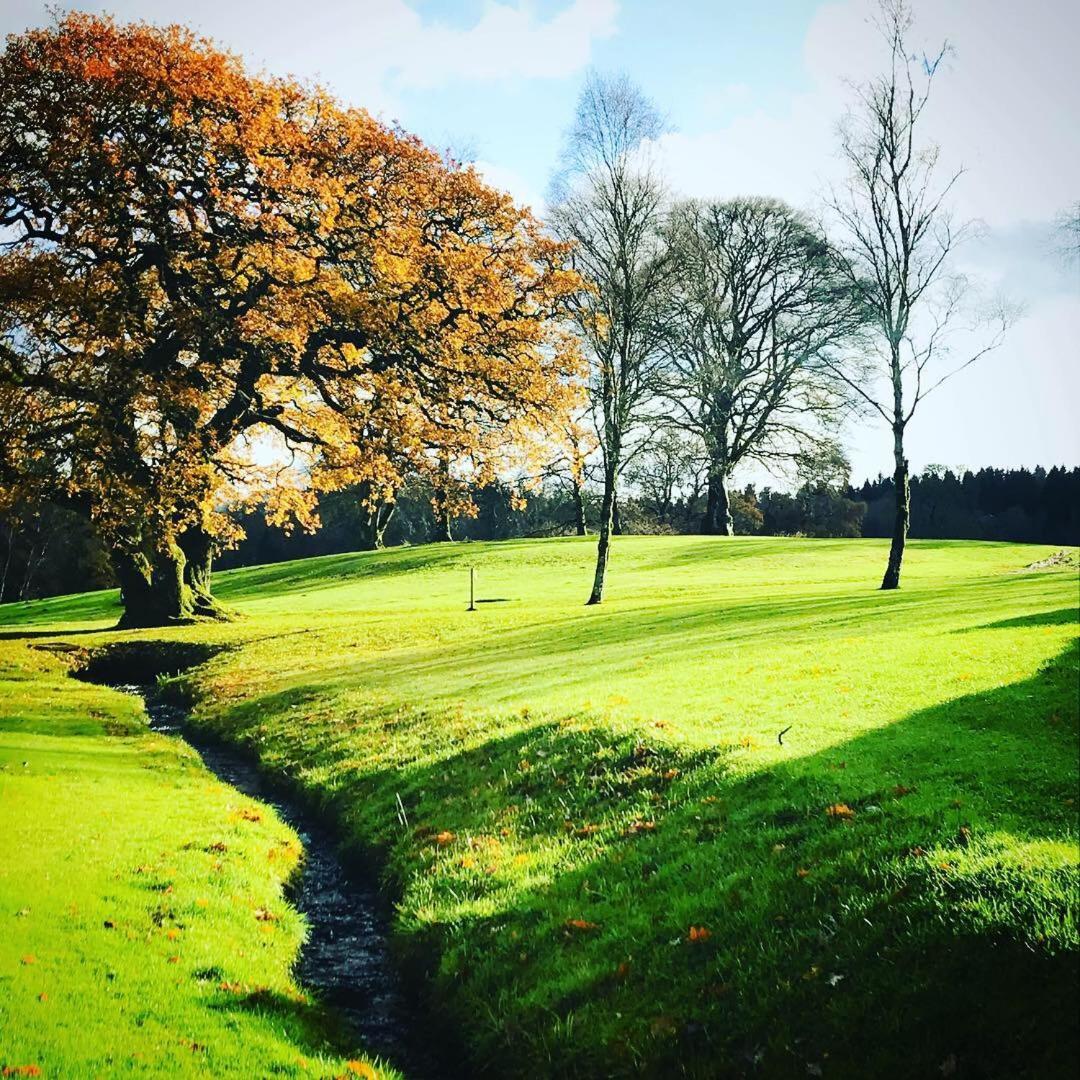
<box><xmin>5</xmin><ymin>464</ymin><xmax>1074</xmax><ymax>601</ymax></box>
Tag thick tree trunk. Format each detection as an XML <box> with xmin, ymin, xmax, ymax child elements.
<box><xmin>113</xmin><ymin>534</ymin><xmax>228</xmax><ymax>628</ymax></box>
<box><xmin>701</xmin><ymin>470</ymin><xmax>733</xmax><ymax>535</ymax></box>
<box><xmin>113</xmin><ymin>546</ymin><xmax>189</xmax><ymax>628</ymax></box>
<box><xmin>572</xmin><ymin>481</ymin><xmax>587</xmax><ymax>536</ymax></box>
<box><xmin>179</xmin><ymin>528</ymin><xmax>226</xmax><ymax>618</ymax></box>
<box><xmin>587</xmin><ymin>461</ymin><xmax>617</xmax><ymax>605</ymax></box>
<box><xmin>881</xmin><ymin>434</ymin><xmax>909</xmax><ymax>590</ymax></box>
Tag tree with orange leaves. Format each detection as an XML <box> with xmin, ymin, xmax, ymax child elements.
<box><xmin>0</xmin><ymin>13</ymin><xmax>582</xmax><ymax>626</ymax></box>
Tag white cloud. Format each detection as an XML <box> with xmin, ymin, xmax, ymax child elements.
<box><xmin>656</xmin><ymin>0</ymin><xmax>1080</xmax><ymax>229</ymax></box>
<box><xmin>389</xmin><ymin>0</ymin><xmax>618</xmax><ymax>90</ymax></box>
<box><xmin>0</xmin><ymin>1</ymin><xmax>618</xmax><ymax>119</ymax></box>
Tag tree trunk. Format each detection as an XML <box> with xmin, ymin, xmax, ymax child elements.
<box><xmin>881</xmin><ymin>435</ymin><xmax>909</xmax><ymax>590</ymax></box>
<box><xmin>431</xmin><ymin>503</ymin><xmax>453</xmax><ymax>543</ymax></box>
<box><xmin>587</xmin><ymin>461</ymin><xmax>617</xmax><ymax>605</ymax></box>
<box><xmin>113</xmin><ymin>537</ymin><xmax>228</xmax><ymax>628</ymax></box>
<box><xmin>431</xmin><ymin>462</ymin><xmax>454</xmax><ymax>542</ymax></box>
<box><xmin>0</xmin><ymin>523</ymin><xmax>16</xmax><ymax>603</ymax></box>
<box><xmin>572</xmin><ymin>481</ymin><xmax>587</xmax><ymax>536</ymax></box>
<box><xmin>359</xmin><ymin>502</ymin><xmax>395</xmax><ymax>550</ymax></box>
<box><xmin>113</xmin><ymin>546</ymin><xmax>190</xmax><ymax>628</ymax></box>
<box><xmin>702</xmin><ymin>471</ymin><xmax>733</xmax><ymax>535</ymax></box>
<box><xmin>611</xmin><ymin>495</ymin><xmax>623</xmax><ymax>536</ymax></box>
<box><xmin>179</xmin><ymin>527</ymin><xmax>226</xmax><ymax>618</ymax></box>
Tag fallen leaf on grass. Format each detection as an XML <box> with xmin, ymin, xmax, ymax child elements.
<box><xmin>19</xmin><ymin>955</ymin><xmax>35</xmax><ymax>966</ymax></box>
<box><xmin>564</xmin><ymin>918</ymin><xmax>599</xmax><ymax>933</ymax></box>
<box><xmin>342</xmin><ymin>1062</ymin><xmax>378</xmax><ymax>1078</ymax></box>
<box><xmin>825</xmin><ymin>803</ymin><xmax>855</xmax><ymax>819</ymax></box>
<box><xmin>434</xmin><ymin>831</ymin><xmax>455</xmax><ymax>847</ymax></box>
<box><xmin>2</xmin><ymin>1066</ymin><xmax>42</xmax><ymax>1077</ymax></box>
<box><xmin>623</xmin><ymin>820</ymin><xmax>656</xmax><ymax>837</ymax></box>
<box><xmin>687</xmin><ymin>925</ymin><xmax>712</xmax><ymax>943</ymax></box>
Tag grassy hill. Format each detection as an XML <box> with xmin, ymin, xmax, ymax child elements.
<box><xmin>2</xmin><ymin>535</ymin><xmax>1078</xmax><ymax>1077</ymax></box>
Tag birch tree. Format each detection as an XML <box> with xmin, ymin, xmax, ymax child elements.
<box><xmin>828</xmin><ymin>0</ymin><xmax>1009</xmax><ymax>589</ymax></box>
<box><xmin>549</xmin><ymin>72</ymin><xmax>673</xmax><ymax>604</ymax></box>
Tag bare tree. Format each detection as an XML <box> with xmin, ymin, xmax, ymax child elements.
<box><xmin>661</xmin><ymin>197</ymin><xmax>861</xmax><ymax>534</ymax></box>
<box><xmin>827</xmin><ymin>0</ymin><xmax>1009</xmax><ymax>589</ymax></box>
<box><xmin>550</xmin><ymin>71</ymin><xmax>673</xmax><ymax>603</ymax></box>
<box><xmin>1055</xmin><ymin>201</ymin><xmax>1080</xmax><ymax>265</ymax></box>
<box><xmin>625</xmin><ymin>429</ymin><xmax>706</xmax><ymax>527</ymax></box>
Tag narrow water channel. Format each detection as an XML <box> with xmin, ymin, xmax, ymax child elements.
<box><xmin>120</xmin><ymin>685</ymin><xmax>445</xmax><ymax>1080</ymax></box>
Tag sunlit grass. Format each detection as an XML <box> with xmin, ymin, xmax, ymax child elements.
<box><xmin>1</xmin><ymin>535</ymin><xmax>1077</xmax><ymax>1077</ymax></box>
<box><xmin>0</xmin><ymin>644</ymin><xmax>396</xmax><ymax>1078</ymax></box>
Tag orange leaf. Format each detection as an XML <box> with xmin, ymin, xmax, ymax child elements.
<box><xmin>343</xmin><ymin>1062</ymin><xmax>377</xmax><ymax>1078</ymax></box>
<box><xmin>687</xmin><ymin>925</ymin><xmax>712</xmax><ymax>943</ymax></box>
<box><xmin>564</xmin><ymin>918</ymin><xmax>599</xmax><ymax>932</ymax></box>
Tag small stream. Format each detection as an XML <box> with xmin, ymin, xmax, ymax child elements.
<box><xmin>120</xmin><ymin>685</ymin><xmax>445</xmax><ymax>1080</ymax></box>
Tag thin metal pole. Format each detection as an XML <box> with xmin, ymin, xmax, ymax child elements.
<box><xmin>468</xmin><ymin>566</ymin><xmax>476</xmax><ymax>611</ymax></box>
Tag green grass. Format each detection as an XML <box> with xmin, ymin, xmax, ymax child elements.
<box><xmin>2</xmin><ymin>535</ymin><xmax>1078</xmax><ymax>1077</ymax></box>
<box><xmin>0</xmin><ymin>643</ymin><xmax>395</xmax><ymax>1078</ymax></box>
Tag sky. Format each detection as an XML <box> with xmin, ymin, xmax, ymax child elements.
<box><xmin>3</xmin><ymin>0</ymin><xmax>1077</xmax><ymax>484</ymax></box>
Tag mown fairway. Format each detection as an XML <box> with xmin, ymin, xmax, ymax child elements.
<box><xmin>2</xmin><ymin>536</ymin><xmax>1078</xmax><ymax>1078</ymax></box>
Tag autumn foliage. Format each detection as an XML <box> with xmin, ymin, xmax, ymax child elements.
<box><xmin>0</xmin><ymin>14</ymin><xmax>582</xmax><ymax>625</ymax></box>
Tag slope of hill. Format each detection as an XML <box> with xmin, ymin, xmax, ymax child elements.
<box><xmin>2</xmin><ymin>536</ymin><xmax>1077</xmax><ymax>1077</ymax></box>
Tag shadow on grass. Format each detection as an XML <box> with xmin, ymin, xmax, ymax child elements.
<box><xmin>970</xmin><ymin>606</ymin><xmax>1080</xmax><ymax>631</ymax></box>
<box><xmin>196</xmin><ymin>638</ymin><xmax>1080</xmax><ymax>1078</ymax></box>
<box><xmin>0</xmin><ymin>626</ymin><xmax>116</xmax><ymax>640</ymax></box>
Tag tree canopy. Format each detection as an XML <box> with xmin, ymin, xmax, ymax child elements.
<box><xmin>0</xmin><ymin>13</ymin><xmax>582</xmax><ymax>625</ymax></box>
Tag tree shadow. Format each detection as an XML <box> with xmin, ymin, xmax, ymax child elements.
<box><xmin>195</xmin><ymin>638</ymin><xmax>1079</xmax><ymax>1078</ymax></box>
<box><xmin>967</xmin><ymin>606</ymin><xmax>1079</xmax><ymax>631</ymax></box>
<box><xmin>0</xmin><ymin>626</ymin><xmax>115</xmax><ymax>640</ymax></box>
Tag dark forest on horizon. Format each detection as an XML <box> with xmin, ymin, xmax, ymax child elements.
<box><xmin>4</xmin><ymin>463</ymin><xmax>1077</xmax><ymax>604</ymax></box>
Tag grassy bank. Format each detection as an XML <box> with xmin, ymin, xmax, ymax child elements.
<box><xmin>2</xmin><ymin>535</ymin><xmax>1077</xmax><ymax>1077</ymax></box>
<box><xmin>0</xmin><ymin>641</ymin><xmax>393</xmax><ymax>1078</ymax></box>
